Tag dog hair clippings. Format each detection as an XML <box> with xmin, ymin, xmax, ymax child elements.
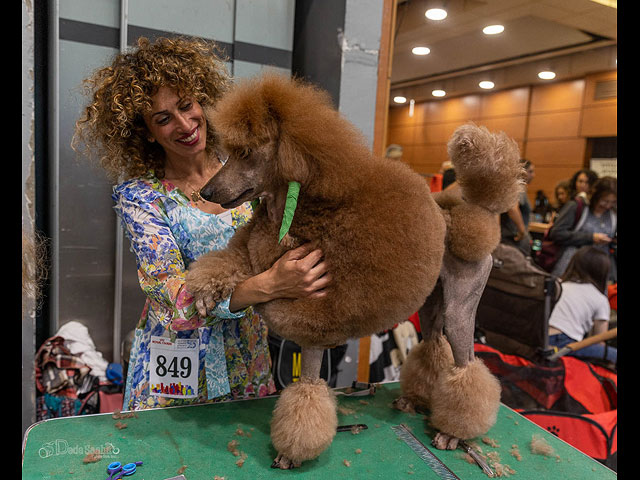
<box><xmin>278</xmin><ymin>181</ymin><xmax>301</xmax><ymax>244</ymax></box>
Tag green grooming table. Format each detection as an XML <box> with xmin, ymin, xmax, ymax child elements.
<box><xmin>22</xmin><ymin>382</ymin><xmax>616</xmax><ymax>479</ymax></box>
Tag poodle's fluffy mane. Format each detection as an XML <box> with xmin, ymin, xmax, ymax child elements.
<box><xmin>209</xmin><ymin>73</ymin><xmax>374</xmax><ymax>195</ymax></box>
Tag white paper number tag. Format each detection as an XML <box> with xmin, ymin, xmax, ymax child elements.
<box><xmin>149</xmin><ymin>336</ymin><xmax>199</xmax><ymax>399</ymax></box>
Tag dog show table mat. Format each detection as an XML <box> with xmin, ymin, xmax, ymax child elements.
<box><xmin>22</xmin><ymin>382</ymin><xmax>615</xmax><ymax>479</ymax></box>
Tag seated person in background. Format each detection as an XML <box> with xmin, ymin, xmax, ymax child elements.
<box><xmin>568</xmin><ymin>168</ymin><xmax>598</xmax><ymax>204</ymax></box>
<box><xmin>441</xmin><ymin>160</ymin><xmax>456</xmax><ymax>190</ymax></box>
<box><xmin>549</xmin><ymin>176</ymin><xmax>617</xmax><ymax>281</ymax></box>
<box><xmin>551</xmin><ymin>180</ymin><xmax>571</xmax><ymax>222</ymax></box>
<box><xmin>548</xmin><ymin>246</ymin><xmax>616</xmax><ymax>366</ymax></box>
<box><xmin>500</xmin><ymin>159</ymin><xmax>534</xmax><ymax>256</ymax></box>
<box><xmin>385</xmin><ymin>144</ymin><xmax>403</xmax><ymax>161</ymax></box>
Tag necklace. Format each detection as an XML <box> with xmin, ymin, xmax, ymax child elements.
<box><xmin>184</xmin><ymin>180</ymin><xmax>205</xmax><ymax>203</ymax></box>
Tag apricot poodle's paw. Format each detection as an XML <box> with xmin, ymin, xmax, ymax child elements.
<box><xmin>391</xmin><ymin>395</ymin><xmax>417</xmax><ymax>414</ymax></box>
<box><xmin>432</xmin><ymin>432</ymin><xmax>459</xmax><ymax>450</ymax></box>
<box><xmin>271</xmin><ymin>453</ymin><xmax>301</xmax><ymax>470</ymax></box>
<box><xmin>185</xmin><ymin>256</ymin><xmax>238</xmax><ymax>308</ymax></box>
<box><xmin>270</xmin><ymin>378</ymin><xmax>338</xmax><ymax>467</ymax></box>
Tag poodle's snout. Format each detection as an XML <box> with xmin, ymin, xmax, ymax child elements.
<box><xmin>199</xmin><ymin>183</ymin><xmax>215</xmax><ymax>202</ymax></box>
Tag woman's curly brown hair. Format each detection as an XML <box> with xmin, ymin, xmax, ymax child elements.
<box><xmin>73</xmin><ymin>36</ymin><xmax>231</xmax><ymax>181</ymax></box>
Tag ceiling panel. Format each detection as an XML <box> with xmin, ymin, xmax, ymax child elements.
<box><xmin>389</xmin><ymin>0</ymin><xmax>617</xmax><ymax>101</ymax></box>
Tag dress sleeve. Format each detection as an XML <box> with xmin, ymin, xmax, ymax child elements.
<box><xmin>113</xmin><ymin>185</ymin><xmax>245</xmax><ymax>332</ymax></box>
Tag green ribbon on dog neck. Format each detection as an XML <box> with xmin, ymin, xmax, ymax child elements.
<box><xmin>278</xmin><ymin>181</ymin><xmax>301</xmax><ymax>244</ymax></box>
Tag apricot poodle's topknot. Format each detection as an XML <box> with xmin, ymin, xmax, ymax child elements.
<box><xmin>73</xmin><ymin>36</ymin><xmax>231</xmax><ymax>180</ymax></box>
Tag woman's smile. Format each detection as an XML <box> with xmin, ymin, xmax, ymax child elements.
<box><xmin>177</xmin><ymin>126</ymin><xmax>200</xmax><ymax>146</ymax></box>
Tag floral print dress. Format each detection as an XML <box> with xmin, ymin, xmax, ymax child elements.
<box><xmin>113</xmin><ymin>172</ymin><xmax>275</xmax><ymax>410</ymax></box>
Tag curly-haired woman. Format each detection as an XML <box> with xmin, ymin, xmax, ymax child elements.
<box><xmin>73</xmin><ymin>37</ymin><xmax>331</xmax><ymax>410</ymax></box>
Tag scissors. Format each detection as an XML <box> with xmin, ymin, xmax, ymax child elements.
<box><xmin>106</xmin><ymin>461</ymin><xmax>143</xmax><ymax>479</ymax></box>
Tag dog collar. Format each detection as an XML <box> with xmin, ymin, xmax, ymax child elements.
<box><xmin>279</xmin><ymin>181</ymin><xmax>301</xmax><ymax>244</ymax></box>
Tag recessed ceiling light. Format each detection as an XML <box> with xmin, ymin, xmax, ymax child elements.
<box><xmin>425</xmin><ymin>8</ymin><xmax>447</xmax><ymax>20</ymax></box>
<box><xmin>412</xmin><ymin>46</ymin><xmax>431</xmax><ymax>55</ymax></box>
<box><xmin>479</xmin><ymin>80</ymin><xmax>495</xmax><ymax>89</ymax></box>
<box><xmin>483</xmin><ymin>25</ymin><xmax>505</xmax><ymax>35</ymax></box>
<box><xmin>432</xmin><ymin>89</ymin><xmax>446</xmax><ymax>97</ymax></box>
<box><xmin>538</xmin><ymin>71</ymin><xmax>556</xmax><ymax>80</ymax></box>
<box><xmin>394</xmin><ymin>96</ymin><xmax>407</xmax><ymax>104</ymax></box>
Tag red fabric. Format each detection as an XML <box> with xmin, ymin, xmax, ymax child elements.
<box><xmin>522</xmin><ymin>411</ymin><xmax>615</xmax><ymax>460</ymax></box>
<box><xmin>407</xmin><ymin>311</ymin><xmax>421</xmax><ymax>332</ymax></box>
<box><xmin>562</xmin><ymin>356</ymin><xmax>614</xmax><ymax>413</ymax></box>
<box><xmin>429</xmin><ymin>174</ymin><xmax>443</xmax><ymax>193</ymax></box>
<box><xmin>608</xmin><ymin>283</ymin><xmax>617</xmax><ymax>310</ymax></box>
<box><xmin>99</xmin><ymin>389</ymin><xmax>124</xmax><ymax>414</ymax></box>
<box><xmin>474</xmin><ymin>343</ymin><xmax>532</xmax><ymax>367</ymax></box>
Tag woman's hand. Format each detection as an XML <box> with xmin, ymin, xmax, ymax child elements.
<box><xmin>264</xmin><ymin>244</ymin><xmax>332</xmax><ymax>300</ymax></box>
<box><xmin>593</xmin><ymin>232</ymin><xmax>612</xmax><ymax>245</ymax></box>
<box><xmin>227</xmin><ymin>244</ymin><xmax>331</xmax><ymax>313</ymax></box>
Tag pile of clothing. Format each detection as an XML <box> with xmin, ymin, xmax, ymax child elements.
<box><xmin>35</xmin><ymin>321</ymin><xmax>123</xmax><ymax>421</ymax></box>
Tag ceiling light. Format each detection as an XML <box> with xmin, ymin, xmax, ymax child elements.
<box><xmin>425</xmin><ymin>8</ymin><xmax>447</xmax><ymax>20</ymax></box>
<box><xmin>394</xmin><ymin>96</ymin><xmax>407</xmax><ymax>104</ymax></box>
<box><xmin>479</xmin><ymin>80</ymin><xmax>495</xmax><ymax>89</ymax></box>
<box><xmin>538</xmin><ymin>71</ymin><xmax>556</xmax><ymax>80</ymax></box>
<box><xmin>432</xmin><ymin>89</ymin><xmax>446</xmax><ymax>97</ymax></box>
<box><xmin>483</xmin><ymin>25</ymin><xmax>505</xmax><ymax>35</ymax></box>
<box><xmin>412</xmin><ymin>46</ymin><xmax>431</xmax><ymax>55</ymax></box>
<box><xmin>411</xmin><ymin>47</ymin><xmax>431</xmax><ymax>55</ymax></box>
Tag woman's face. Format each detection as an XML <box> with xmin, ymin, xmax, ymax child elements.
<box><xmin>575</xmin><ymin>173</ymin><xmax>590</xmax><ymax>193</ymax></box>
<box><xmin>594</xmin><ymin>192</ymin><xmax>616</xmax><ymax>213</ymax></box>
<box><xmin>556</xmin><ymin>187</ymin><xmax>569</xmax><ymax>205</ymax></box>
<box><xmin>144</xmin><ymin>86</ymin><xmax>207</xmax><ymax>163</ymax></box>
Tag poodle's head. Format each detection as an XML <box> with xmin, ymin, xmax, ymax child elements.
<box><xmin>199</xmin><ymin>73</ymin><xmax>369</xmax><ymax>207</ymax></box>
<box><xmin>200</xmin><ymin>73</ymin><xmax>337</xmax><ymax>207</ymax></box>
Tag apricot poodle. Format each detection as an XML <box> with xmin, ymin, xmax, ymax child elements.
<box><xmin>186</xmin><ymin>73</ymin><xmax>523</xmax><ymax>468</ymax></box>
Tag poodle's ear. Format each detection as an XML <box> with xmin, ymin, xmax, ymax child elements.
<box><xmin>276</xmin><ymin>134</ymin><xmax>311</xmax><ymax>186</ymax></box>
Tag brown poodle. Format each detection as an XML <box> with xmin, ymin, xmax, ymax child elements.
<box><xmin>185</xmin><ymin>73</ymin><xmax>523</xmax><ymax>468</ymax></box>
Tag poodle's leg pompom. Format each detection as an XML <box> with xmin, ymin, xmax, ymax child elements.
<box><xmin>428</xmin><ymin>358</ymin><xmax>501</xmax><ymax>448</ymax></box>
<box><xmin>270</xmin><ymin>377</ymin><xmax>338</xmax><ymax>469</ymax></box>
<box><xmin>394</xmin><ymin>335</ymin><xmax>454</xmax><ymax>412</ymax></box>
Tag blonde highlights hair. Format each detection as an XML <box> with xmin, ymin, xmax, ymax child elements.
<box><xmin>72</xmin><ymin>36</ymin><xmax>231</xmax><ymax>181</ymax></box>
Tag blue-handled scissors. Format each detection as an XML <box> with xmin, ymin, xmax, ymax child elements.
<box><xmin>106</xmin><ymin>461</ymin><xmax>143</xmax><ymax>479</ymax></box>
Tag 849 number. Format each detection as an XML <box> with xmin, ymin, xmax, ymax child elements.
<box><xmin>155</xmin><ymin>355</ymin><xmax>192</xmax><ymax>379</ymax></box>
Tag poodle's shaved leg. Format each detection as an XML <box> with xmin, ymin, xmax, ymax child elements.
<box><xmin>440</xmin><ymin>251</ymin><xmax>492</xmax><ymax>367</ymax></box>
<box><xmin>426</xmin><ymin>251</ymin><xmax>500</xmax><ymax>450</ymax></box>
<box><xmin>301</xmin><ymin>347</ymin><xmax>324</xmax><ymax>380</ymax></box>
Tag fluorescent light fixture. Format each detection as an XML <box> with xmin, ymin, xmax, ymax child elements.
<box><xmin>393</xmin><ymin>96</ymin><xmax>407</xmax><ymax>104</ymax></box>
<box><xmin>425</xmin><ymin>8</ymin><xmax>447</xmax><ymax>20</ymax></box>
<box><xmin>409</xmin><ymin>99</ymin><xmax>415</xmax><ymax>117</ymax></box>
<box><xmin>479</xmin><ymin>80</ymin><xmax>495</xmax><ymax>89</ymax></box>
<box><xmin>538</xmin><ymin>71</ymin><xmax>556</xmax><ymax>80</ymax></box>
<box><xmin>483</xmin><ymin>24</ymin><xmax>505</xmax><ymax>35</ymax></box>
<box><xmin>432</xmin><ymin>89</ymin><xmax>446</xmax><ymax>97</ymax></box>
<box><xmin>412</xmin><ymin>46</ymin><xmax>431</xmax><ymax>55</ymax></box>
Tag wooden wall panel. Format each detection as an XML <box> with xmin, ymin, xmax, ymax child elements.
<box><xmin>525</xmin><ymin>139</ymin><xmax>586</xmax><ymax>167</ymax></box>
<box><xmin>386</xmin><ymin>72</ymin><xmax>615</xmax><ymax>201</ymax></box>
<box><xmin>479</xmin><ymin>115</ymin><xmax>528</xmax><ymax>141</ymax></box>
<box><xmin>528</xmin><ymin>110</ymin><xmax>582</xmax><ymax>139</ymax></box>
<box><xmin>480</xmin><ymin>87</ymin><xmax>530</xmax><ymax>117</ymax></box>
<box><xmin>415</xmin><ymin>122</ymin><xmax>460</xmax><ymax>145</ymax></box>
<box><xmin>530</xmin><ymin>80</ymin><xmax>585</xmax><ymax>112</ymax></box>
<box><xmin>387</xmin><ymin>124</ymin><xmax>417</xmax><ymax>146</ymax></box>
<box><xmin>581</xmin><ymin>103</ymin><xmax>617</xmax><ymax>137</ymax></box>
